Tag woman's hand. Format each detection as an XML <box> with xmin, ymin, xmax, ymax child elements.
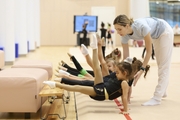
<box><xmin>133</xmin><ymin>70</ymin><xmax>144</xmax><ymax>86</ymax></box>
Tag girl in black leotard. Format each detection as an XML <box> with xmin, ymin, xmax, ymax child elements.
<box><xmin>56</xmin><ymin>56</ymin><xmax>150</xmax><ymax>104</ymax></box>
<box><xmin>44</xmin><ymin>34</ymin><xmax>132</xmax><ymax>114</ymax></box>
<box><xmin>54</xmin><ymin>57</ymin><xmax>150</xmax><ymax>87</ymax></box>
<box><xmin>56</xmin><ymin>41</ymin><xmax>121</xmax><ymax>79</ymax></box>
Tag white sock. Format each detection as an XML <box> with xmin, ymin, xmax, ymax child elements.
<box><xmin>59</xmin><ymin>69</ymin><xmax>70</xmax><ymax>76</ymax></box>
<box><xmin>81</xmin><ymin>44</ymin><xmax>89</xmax><ymax>56</ymax></box>
<box><xmin>141</xmin><ymin>98</ymin><xmax>161</xmax><ymax>106</ymax></box>
<box><xmin>43</xmin><ymin>81</ymin><xmax>56</xmax><ymax>89</ymax></box>
<box><xmin>90</xmin><ymin>34</ymin><xmax>97</xmax><ymax>49</ymax></box>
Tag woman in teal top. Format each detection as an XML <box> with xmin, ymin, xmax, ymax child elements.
<box><xmin>113</xmin><ymin>14</ymin><xmax>173</xmax><ymax>106</ymax></box>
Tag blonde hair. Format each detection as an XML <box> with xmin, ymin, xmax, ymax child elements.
<box><xmin>113</xmin><ymin>14</ymin><xmax>134</xmax><ymax>27</ymax></box>
<box><xmin>106</xmin><ymin>58</ymin><xmax>116</xmax><ymax>67</ymax></box>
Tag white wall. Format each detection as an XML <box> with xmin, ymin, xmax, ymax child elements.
<box><xmin>34</xmin><ymin>0</ymin><xmax>40</xmax><ymax>47</ymax></box>
<box><xmin>27</xmin><ymin>0</ymin><xmax>35</xmax><ymax>51</ymax></box>
<box><xmin>0</xmin><ymin>0</ymin><xmax>15</xmax><ymax>62</ymax></box>
<box><xmin>129</xmin><ymin>0</ymin><xmax>150</xmax><ymax>19</ymax></box>
<box><xmin>91</xmin><ymin>7</ymin><xmax>116</xmax><ymax>46</ymax></box>
<box><xmin>15</xmin><ymin>0</ymin><xmax>28</xmax><ymax>55</ymax></box>
<box><xmin>0</xmin><ymin>0</ymin><xmax>41</xmax><ymax>62</ymax></box>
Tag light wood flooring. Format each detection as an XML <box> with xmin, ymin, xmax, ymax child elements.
<box><xmin>0</xmin><ymin>46</ymin><xmax>180</xmax><ymax>120</ymax></box>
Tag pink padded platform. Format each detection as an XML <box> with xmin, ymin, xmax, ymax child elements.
<box><xmin>12</xmin><ymin>60</ymin><xmax>53</xmax><ymax>79</ymax></box>
<box><xmin>0</xmin><ymin>68</ymin><xmax>48</xmax><ymax>113</ymax></box>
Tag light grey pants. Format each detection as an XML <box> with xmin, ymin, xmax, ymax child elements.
<box><xmin>152</xmin><ymin>20</ymin><xmax>174</xmax><ymax>101</ymax></box>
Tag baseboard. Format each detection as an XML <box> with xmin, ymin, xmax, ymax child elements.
<box><xmin>5</xmin><ymin>61</ymin><xmax>14</xmax><ymax>65</ymax></box>
<box><xmin>19</xmin><ymin>54</ymin><xmax>27</xmax><ymax>57</ymax></box>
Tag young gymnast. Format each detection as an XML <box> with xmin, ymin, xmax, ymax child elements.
<box><xmin>57</xmin><ymin>57</ymin><xmax>116</xmax><ymax>78</ymax></box>
<box><xmin>57</xmin><ymin>38</ymin><xmax>121</xmax><ymax>79</ymax></box>
<box><xmin>55</xmin><ymin>36</ymin><xmax>148</xmax><ymax>88</ymax></box>
<box><xmin>56</xmin><ymin>35</ymin><xmax>150</xmax><ymax>104</ymax></box>
<box><xmin>44</xmin><ymin>34</ymin><xmax>133</xmax><ymax>114</ymax></box>
<box><xmin>55</xmin><ymin>39</ymin><xmax>118</xmax><ymax>81</ymax></box>
<box><xmin>55</xmin><ymin>51</ymin><xmax>116</xmax><ymax>81</ymax></box>
<box><xmin>56</xmin><ymin>53</ymin><xmax>94</xmax><ymax>80</ymax></box>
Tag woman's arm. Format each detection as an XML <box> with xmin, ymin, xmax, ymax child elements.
<box><xmin>133</xmin><ymin>33</ymin><xmax>152</xmax><ymax>86</ymax></box>
<box><xmin>122</xmin><ymin>43</ymin><xmax>129</xmax><ymax>61</ymax></box>
<box><xmin>142</xmin><ymin>33</ymin><xmax>152</xmax><ymax>68</ymax></box>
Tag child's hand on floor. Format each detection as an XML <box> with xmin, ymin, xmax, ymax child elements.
<box><xmin>119</xmin><ymin>111</ymin><xmax>129</xmax><ymax>115</ymax></box>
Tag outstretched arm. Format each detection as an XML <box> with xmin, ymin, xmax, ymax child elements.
<box><xmin>133</xmin><ymin>33</ymin><xmax>152</xmax><ymax>86</ymax></box>
<box><xmin>120</xmin><ymin>81</ymin><xmax>129</xmax><ymax>115</ymax></box>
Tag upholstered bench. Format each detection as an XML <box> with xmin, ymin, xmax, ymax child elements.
<box><xmin>0</xmin><ymin>50</ymin><xmax>4</xmax><ymax>70</ymax></box>
<box><xmin>0</xmin><ymin>68</ymin><xmax>48</xmax><ymax>118</ymax></box>
<box><xmin>12</xmin><ymin>60</ymin><xmax>53</xmax><ymax>79</ymax></box>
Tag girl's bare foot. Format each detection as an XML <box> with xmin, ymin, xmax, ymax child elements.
<box><xmin>55</xmin><ymin>72</ymin><xmax>67</xmax><ymax>78</ymax></box>
<box><xmin>67</xmin><ymin>53</ymin><xmax>72</xmax><ymax>58</ymax></box>
<box><xmin>61</xmin><ymin>60</ymin><xmax>66</xmax><ymax>66</ymax></box>
<box><xmin>67</xmin><ymin>53</ymin><xmax>73</xmax><ymax>61</ymax></box>
<box><xmin>58</xmin><ymin>65</ymin><xmax>67</xmax><ymax>71</ymax></box>
<box><xmin>55</xmin><ymin>73</ymin><xmax>60</xmax><ymax>77</ymax></box>
<box><xmin>54</xmin><ymin>77</ymin><xmax>62</xmax><ymax>82</ymax></box>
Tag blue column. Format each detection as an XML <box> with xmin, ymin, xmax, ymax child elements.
<box><xmin>0</xmin><ymin>47</ymin><xmax>4</xmax><ymax>51</ymax></box>
<box><xmin>15</xmin><ymin>43</ymin><xmax>19</xmax><ymax>58</ymax></box>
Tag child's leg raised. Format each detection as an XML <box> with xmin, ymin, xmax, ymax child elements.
<box><xmin>91</xmin><ymin>34</ymin><xmax>103</xmax><ymax>85</ymax></box>
<box><xmin>97</xmin><ymin>35</ymin><xmax>109</xmax><ymax>77</ymax></box>
<box><xmin>81</xmin><ymin>44</ymin><xmax>94</xmax><ymax>69</ymax></box>
<box><xmin>43</xmin><ymin>81</ymin><xmax>96</xmax><ymax>96</ymax></box>
<box><xmin>67</xmin><ymin>52</ymin><xmax>93</xmax><ymax>79</ymax></box>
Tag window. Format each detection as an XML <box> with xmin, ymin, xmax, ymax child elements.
<box><xmin>149</xmin><ymin>1</ymin><xmax>180</xmax><ymax>27</ymax></box>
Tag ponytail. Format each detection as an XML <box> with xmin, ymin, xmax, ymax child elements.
<box><xmin>144</xmin><ymin>65</ymin><xmax>150</xmax><ymax>78</ymax></box>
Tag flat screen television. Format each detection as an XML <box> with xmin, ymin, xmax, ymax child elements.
<box><xmin>73</xmin><ymin>15</ymin><xmax>98</xmax><ymax>33</ymax></box>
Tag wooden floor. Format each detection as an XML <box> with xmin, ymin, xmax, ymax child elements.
<box><xmin>0</xmin><ymin>46</ymin><xmax>180</xmax><ymax>120</ymax></box>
